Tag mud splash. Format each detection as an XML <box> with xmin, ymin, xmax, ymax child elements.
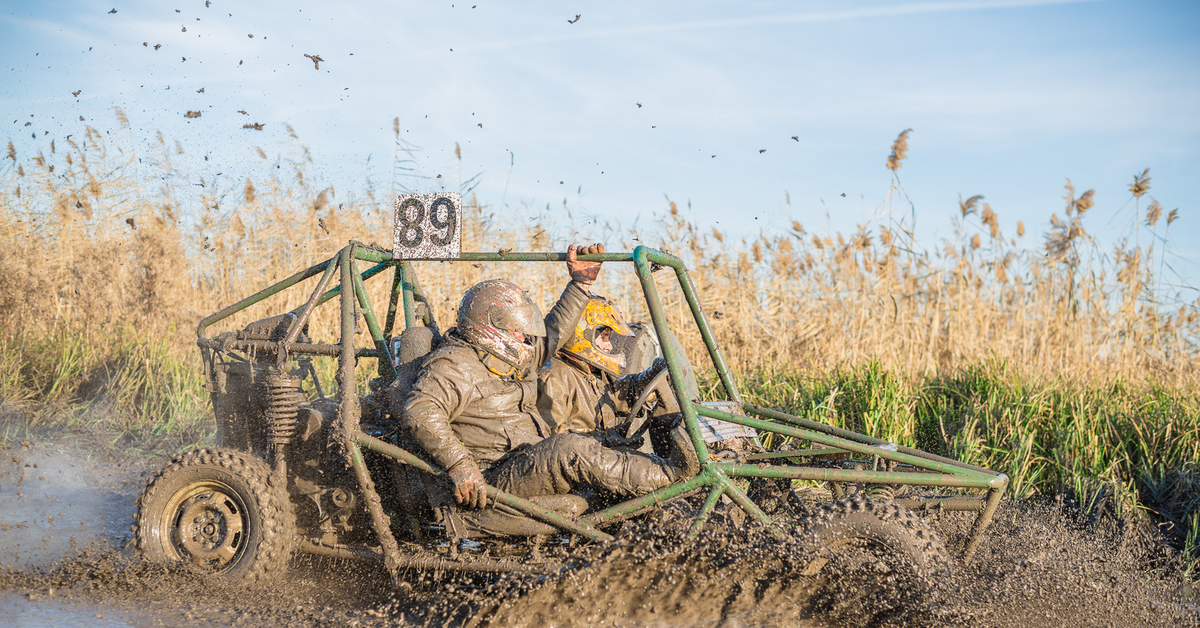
<box><xmin>0</xmin><ymin>438</ymin><xmax>143</xmax><ymax>571</ymax></box>
<box><xmin>462</xmin><ymin>503</ymin><xmax>1200</xmax><ymax>628</ymax></box>
<box><xmin>938</xmin><ymin>500</ymin><xmax>1200</xmax><ymax>627</ymax></box>
<box><xmin>464</xmin><ymin>520</ymin><xmax>834</xmax><ymax>628</ymax></box>
<box><xmin>2</xmin><ymin>436</ymin><xmax>1198</xmax><ymax>627</ymax></box>
<box><xmin>0</xmin><ymin>436</ymin><xmax>409</xmax><ymax>627</ymax></box>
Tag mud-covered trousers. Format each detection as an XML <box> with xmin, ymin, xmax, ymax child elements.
<box><xmin>486</xmin><ymin>432</ymin><xmax>683</xmax><ymax>498</ymax></box>
<box><xmin>444</xmin><ymin>432</ymin><xmax>686</xmax><ymax>538</ymax></box>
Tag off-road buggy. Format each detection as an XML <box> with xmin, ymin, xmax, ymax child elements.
<box><xmin>134</xmin><ymin>235</ymin><xmax>1009</xmax><ymax>586</ymax></box>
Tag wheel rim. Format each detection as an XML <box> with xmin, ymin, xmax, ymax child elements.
<box><xmin>159</xmin><ymin>480</ymin><xmax>249</xmax><ymax>572</ymax></box>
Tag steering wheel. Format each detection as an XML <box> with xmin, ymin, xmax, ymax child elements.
<box><xmin>622</xmin><ymin>329</ymin><xmax>700</xmax><ymax>446</ymax></box>
<box><xmin>624</xmin><ymin>366</ymin><xmax>672</xmax><ymax>442</ymax></box>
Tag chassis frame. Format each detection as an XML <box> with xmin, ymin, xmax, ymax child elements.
<box><xmin>195</xmin><ymin>241</ymin><xmax>1009</xmax><ymax>579</ymax></box>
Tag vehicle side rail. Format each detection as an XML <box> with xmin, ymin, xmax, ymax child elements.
<box><xmin>196</xmin><ymin>337</ymin><xmax>382</xmax><ymax>358</ymax></box>
<box><xmin>744</xmin><ymin>403</ymin><xmax>997</xmax><ymax>475</ymax></box>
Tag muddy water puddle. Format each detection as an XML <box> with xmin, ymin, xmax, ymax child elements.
<box><xmin>2</xmin><ymin>435</ymin><xmax>1199</xmax><ymax>627</ymax></box>
<box><xmin>0</xmin><ymin>439</ymin><xmax>145</xmax><ymax>627</ymax></box>
<box><xmin>0</xmin><ymin>440</ymin><xmax>141</xmax><ymax>569</ymax></box>
<box><xmin>0</xmin><ymin>590</ymin><xmax>139</xmax><ymax>627</ymax></box>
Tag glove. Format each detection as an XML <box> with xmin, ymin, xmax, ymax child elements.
<box><xmin>614</xmin><ymin>357</ymin><xmax>668</xmax><ymax>405</ymax></box>
<box><xmin>447</xmin><ymin>458</ymin><xmax>489</xmax><ymax>509</ymax></box>
<box><xmin>567</xmin><ymin>243</ymin><xmax>605</xmax><ymax>286</ymax></box>
<box><xmin>590</xmin><ymin>427</ymin><xmax>645</xmax><ymax>450</ymax></box>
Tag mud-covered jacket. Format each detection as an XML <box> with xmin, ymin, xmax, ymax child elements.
<box><xmin>537</xmin><ymin>357</ymin><xmax>627</xmax><ymax>433</ymax></box>
<box><xmin>401</xmin><ymin>281</ymin><xmax>591</xmax><ymax>471</ymax></box>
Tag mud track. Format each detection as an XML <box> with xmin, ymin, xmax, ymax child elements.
<box><xmin>1</xmin><ymin>434</ymin><xmax>1197</xmax><ymax>627</ymax></box>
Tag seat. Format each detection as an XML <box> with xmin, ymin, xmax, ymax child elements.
<box><xmin>384</xmin><ymin>326</ymin><xmax>442</xmax><ymax>540</ymax></box>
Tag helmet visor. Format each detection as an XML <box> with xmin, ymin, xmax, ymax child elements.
<box><xmin>605</xmin><ymin>329</ymin><xmax>639</xmax><ymax>357</ymax></box>
<box><xmin>489</xmin><ymin>301</ymin><xmax>547</xmax><ymax>338</ymax></box>
<box><xmin>594</xmin><ymin>327</ymin><xmax>631</xmax><ymax>371</ymax></box>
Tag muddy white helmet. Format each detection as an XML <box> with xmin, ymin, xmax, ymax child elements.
<box><xmin>457</xmin><ymin>279</ymin><xmax>546</xmax><ymax>373</ymax></box>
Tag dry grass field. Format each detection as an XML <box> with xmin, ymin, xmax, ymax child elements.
<box><xmin>2</xmin><ymin>114</ymin><xmax>1197</xmax><ymax>573</ymax></box>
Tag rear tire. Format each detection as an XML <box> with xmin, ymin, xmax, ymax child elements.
<box><xmin>134</xmin><ymin>448</ymin><xmax>295</xmax><ymax>584</ymax></box>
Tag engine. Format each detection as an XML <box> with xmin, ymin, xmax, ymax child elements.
<box><xmin>205</xmin><ymin>313</ymin><xmax>373</xmax><ymax>545</ymax></box>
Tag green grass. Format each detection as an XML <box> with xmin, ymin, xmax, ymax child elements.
<box><xmin>736</xmin><ymin>360</ymin><xmax>1200</xmax><ymax>572</ymax></box>
<box><xmin>0</xmin><ymin>325</ymin><xmax>211</xmax><ymax>449</ymax></box>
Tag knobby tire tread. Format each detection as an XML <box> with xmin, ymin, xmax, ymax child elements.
<box><xmin>133</xmin><ymin>448</ymin><xmax>295</xmax><ymax>585</ymax></box>
<box><xmin>802</xmin><ymin>494</ymin><xmax>951</xmax><ymax>573</ymax></box>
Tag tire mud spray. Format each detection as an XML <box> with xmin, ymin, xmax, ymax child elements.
<box><xmin>1</xmin><ymin>442</ymin><xmax>1198</xmax><ymax>627</ymax></box>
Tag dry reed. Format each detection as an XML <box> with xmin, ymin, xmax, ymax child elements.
<box><xmin>1</xmin><ymin>115</ymin><xmax>1195</xmax><ymax>389</ymax></box>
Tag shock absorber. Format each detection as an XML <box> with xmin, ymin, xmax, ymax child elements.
<box><xmin>264</xmin><ymin>371</ymin><xmax>305</xmax><ymax>447</ymax></box>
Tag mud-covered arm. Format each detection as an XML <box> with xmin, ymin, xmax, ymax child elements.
<box><xmin>401</xmin><ymin>358</ymin><xmax>475</xmax><ymax>472</ymax></box>
<box><xmin>539</xmin><ymin>242</ymin><xmax>605</xmax><ymax>361</ymax></box>
<box><xmin>537</xmin><ymin>358</ymin><xmax>585</xmax><ymax>433</ymax></box>
<box><xmin>525</xmin><ymin>243</ymin><xmax>602</xmax><ymax>378</ymax></box>
<box><xmin>542</xmin><ymin>280</ymin><xmax>591</xmax><ymax>359</ymax></box>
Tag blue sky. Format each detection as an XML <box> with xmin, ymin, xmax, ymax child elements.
<box><xmin>3</xmin><ymin>1</ymin><xmax>1198</xmax><ymax>296</ymax></box>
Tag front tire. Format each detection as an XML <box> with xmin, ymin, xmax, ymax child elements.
<box><xmin>799</xmin><ymin>495</ymin><xmax>950</xmax><ymax>577</ymax></box>
<box><xmin>798</xmin><ymin>496</ymin><xmax>952</xmax><ymax>626</ymax></box>
<box><xmin>134</xmin><ymin>448</ymin><xmax>295</xmax><ymax>584</ymax></box>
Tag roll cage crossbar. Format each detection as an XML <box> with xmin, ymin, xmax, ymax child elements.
<box><xmin>196</xmin><ymin>241</ymin><xmax>1007</xmax><ymax>575</ymax></box>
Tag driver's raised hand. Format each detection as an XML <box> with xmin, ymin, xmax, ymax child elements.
<box><xmin>567</xmin><ymin>243</ymin><xmax>605</xmax><ymax>289</ymax></box>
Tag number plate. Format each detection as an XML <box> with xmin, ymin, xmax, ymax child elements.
<box><xmin>392</xmin><ymin>193</ymin><xmax>462</xmax><ymax>259</ymax></box>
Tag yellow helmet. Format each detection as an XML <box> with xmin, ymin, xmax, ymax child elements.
<box><xmin>560</xmin><ymin>297</ymin><xmax>633</xmax><ymax>377</ymax></box>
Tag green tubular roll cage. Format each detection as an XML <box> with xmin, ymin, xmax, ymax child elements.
<box><xmin>196</xmin><ymin>242</ymin><xmax>1007</xmax><ymax>574</ymax></box>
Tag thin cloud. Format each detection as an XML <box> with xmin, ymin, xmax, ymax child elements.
<box><xmin>458</xmin><ymin>0</ymin><xmax>1100</xmax><ymax>53</ymax></box>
